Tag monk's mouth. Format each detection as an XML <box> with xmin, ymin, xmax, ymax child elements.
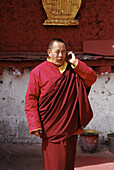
<box><xmin>57</xmin><ymin>58</ymin><xmax>63</xmax><ymax>61</ymax></box>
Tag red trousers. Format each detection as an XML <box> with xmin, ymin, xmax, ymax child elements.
<box><xmin>42</xmin><ymin>135</ymin><xmax>77</xmax><ymax>170</ymax></box>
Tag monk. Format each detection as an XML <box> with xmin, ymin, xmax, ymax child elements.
<box><xmin>25</xmin><ymin>38</ymin><xmax>97</xmax><ymax>170</ymax></box>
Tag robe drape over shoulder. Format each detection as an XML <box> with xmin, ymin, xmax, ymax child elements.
<box><xmin>25</xmin><ymin>60</ymin><xmax>97</xmax><ymax>143</ymax></box>
<box><xmin>38</xmin><ymin>63</ymin><xmax>93</xmax><ymax>142</ymax></box>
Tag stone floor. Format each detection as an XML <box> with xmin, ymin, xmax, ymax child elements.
<box><xmin>0</xmin><ymin>143</ymin><xmax>114</xmax><ymax>170</ymax></box>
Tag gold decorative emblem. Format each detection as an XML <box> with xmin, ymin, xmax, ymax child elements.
<box><xmin>42</xmin><ymin>0</ymin><xmax>82</xmax><ymax>26</ymax></box>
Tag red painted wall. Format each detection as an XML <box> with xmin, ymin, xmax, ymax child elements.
<box><xmin>0</xmin><ymin>0</ymin><xmax>113</xmax><ymax>53</ymax></box>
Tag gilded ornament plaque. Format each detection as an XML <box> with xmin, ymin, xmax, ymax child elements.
<box><xmin>42</xmin><ymin>0</ymin><xmax>81</xmax><ymax>26</ymax></box>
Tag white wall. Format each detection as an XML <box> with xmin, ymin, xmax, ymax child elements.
<box><xmin>0</xmin><ymin>68</ymin><xmax>114</xmax><ymax>143</ymax></box>
<box><xmin>0</xmin><ymin>68</ymin><xmax>41</xmax><ymax>143</ymax></box>
<box><xmin>88</xmin><ymin>73</ymin><xmax>114</xmax><ymax>141</ymax></box>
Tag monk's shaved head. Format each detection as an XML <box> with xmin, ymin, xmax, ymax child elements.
<box><xmin>48</xmin><ymin>38</ymin><xmax>66</xmax><ymax>51</ymax></box>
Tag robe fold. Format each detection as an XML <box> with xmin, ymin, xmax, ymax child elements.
<box><xmin>38</xmin><ymin>63</ymin><xmax>93</xmax><ymax>143</ymax></box>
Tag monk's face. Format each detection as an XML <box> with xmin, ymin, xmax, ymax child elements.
<box><xmin>47</xmin><ymin>41</ymin><xmax>66</xmax><ymax>66</ymax></box>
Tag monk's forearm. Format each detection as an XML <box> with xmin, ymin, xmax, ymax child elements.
<box><xmin>25</xmin><ymin>70</ymin><xmax>42</xmax><ymax>134</ymax></box>
<box><xmin>74</xmin><ymin>60</ymin><xmax>97</xmax><ymax>87</ymax></box>
<box><xmin>25</xmin><ymin>96</ymin><xmax>42</xmax><ymax>134</ymax></box>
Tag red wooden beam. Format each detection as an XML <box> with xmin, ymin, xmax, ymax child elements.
<box><xmin>83</xmin><ymin>40</ymin><xmax>114</xmax><ymax>56</ymax></box>
<box><xmin>0</xmin><ymin>59</ymin><xmax>114</xmax><ymax>75</ymax></box>
<box><xmin>95</xmin><ymin>66</ymin><xmax>112</xmax><ymax>74</ymax></box>
<box><xmin>0</xmin><ymin>68</ymin><xmax>2</xmax><ymax>76</ymax></box>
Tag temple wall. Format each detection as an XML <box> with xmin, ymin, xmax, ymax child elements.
<box><xmin>0</xmin><ymin>0</ymin><xmax>113</xmax><ymax>52</ymax></box>
<box><xmin>0</xmin><ymin>68</ymin><xmax>114</xmax><ymax>143</ymax></box>
<box><xmin>0</xmin><ymin>0</ymin><xmax>113</xmax><ymax>143</ymax></box>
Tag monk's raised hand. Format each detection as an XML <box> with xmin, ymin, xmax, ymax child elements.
<box><xmin>67</xmin><ymin>51</ymin><xmax>78</xmax><ymax>67</ymax></box>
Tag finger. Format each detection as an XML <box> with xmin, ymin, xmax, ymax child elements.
<box><xmin>68</xmin><ymin>51</ymin><xmax>73</xmax><ymax>55</ymax></box>
<box><xmin>66</xmin><ymin>51</ymin><xmax>73</xmax><ymax>61</ymax></box>
<box><xmin>68</xmin><ymin>51</ymin><xmax>75</xmax><ymax>59</ymax></box>
<box><xmin>68</xmin><ymin>53</ymin><xmax>75</xmax><ymax>63</ymax></box>
<box><xmin>38</xmin><ymin>130</ymin><xmax>43</xmax><ymax>134</ymax></box>
<box><xmin>38</xmin><ymin>130</ymin><xmax>43</xmax><ymax>138</ymax></box>
<box><xmin>33</xmin><ymin>131</ymin><xmax>40</xmax><ymax>137</ymax></box>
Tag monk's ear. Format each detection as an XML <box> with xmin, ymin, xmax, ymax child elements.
<box><xmin>47</xmin><ymin>49</ymin><xmax>51</xmax><ymax>57</ymax></box>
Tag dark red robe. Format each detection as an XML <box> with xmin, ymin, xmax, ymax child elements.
<box><xmin>25</xmin><ymin>60</ymin><xmax>97</xmax><ymax>136</ymax></box>
<box><xmin>25</xmin><ymin>60</ymin><xmax>97</xmax><ymax>170</ymax></box>
<box><xmin>39</xmin><ymin>63</ymin><xmax>93</xmax><ymax>143</ymax></box>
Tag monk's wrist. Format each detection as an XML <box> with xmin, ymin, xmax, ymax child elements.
<box><xmin>72</xmin><ymin>59</ymin><xmax>78</xmax><ymax>68</ymax></box>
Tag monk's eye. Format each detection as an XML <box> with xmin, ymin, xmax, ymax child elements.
<box><xmin>55</xmin><ymin>51</ymin><xmax>59</xmax><ymax>54</ymax></box>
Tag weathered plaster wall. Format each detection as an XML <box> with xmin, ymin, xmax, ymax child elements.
<box><xmin>0</xmin><ymin>68</ymin><xmax>114</xmax><ymax>143</ymax></box>
<box><xmin>87</xmin><ymin>74</ymin><xmax>114</xmax><ymax>141</ymax></box>
<box><xmin>0</xmin><ymin>0</ymin><xmax>113</xmax><ymax>144</ymax></box>
<box><xmin>0</xmin><ymin>68</ymin><xmax>42</xmax><ymax>143</ymax></box>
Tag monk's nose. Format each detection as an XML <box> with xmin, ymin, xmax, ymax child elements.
<box><xmin>59</xmin><ymin>52</ymin><xmax>62</xmax><ymax>57</ymax></box>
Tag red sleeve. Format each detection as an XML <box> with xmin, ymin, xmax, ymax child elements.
<box><xmin>74</xmin><ymin>60</ymin><xmax>97</xmax><ymax>87</ymax></box>
<box><xmin>25</xmin><ymin>69</ymin><xmax>42</xmax><ymax>134</ymax></box>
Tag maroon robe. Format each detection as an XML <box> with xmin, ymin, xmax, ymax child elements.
<box><xmin>42</xmin><ymin>135</ymin><xmax>77</xmax><ymax>170</ymax></box>
<box><xmin>38</xmin><ymin>63</ymin><xmax>93</xmax><ymax>143</ymax></box>
<box><xmin>25</xmin><ymin>60</ymin><xmax>97</xmax><ymax>170</ymax></box>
